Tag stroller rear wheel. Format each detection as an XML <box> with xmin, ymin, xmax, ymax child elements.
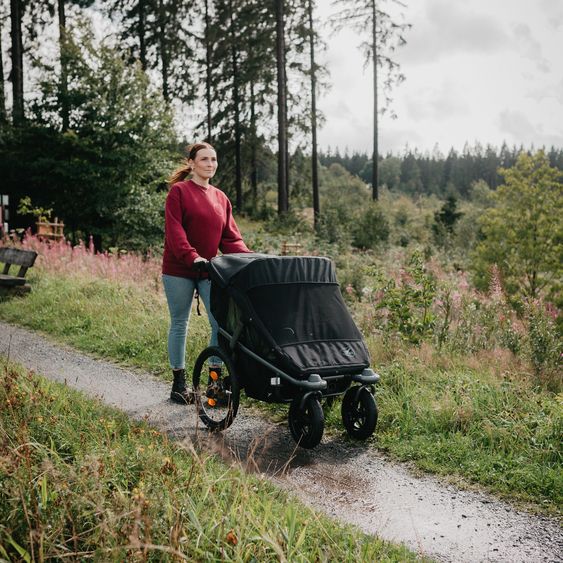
<box><xmin>193</xmin><ymin>346</ymin><xmax>239</xmax><ymax>432</ymax></box>
<box><xmin>341</xmin><ymin>385</ymin><xmax>378</xmax><ymax>440</ymax></box>
<box><xmin>288</xmin><ymin>395</ymin><xmax>324</xmax><ymax>449</ymax></box>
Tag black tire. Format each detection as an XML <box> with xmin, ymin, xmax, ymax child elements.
<box><xmin>288</xmin><ymin>395</ymin><xmax>324</xmax><ymax>449</ymax></box>
<box><xmin>341</xmin><ymin>386</ymin><xmax>378</xmax><ymax>440</ymax></box>
<box><xmin>193</xmin><ymin>346</ymin><xmax>239</xmax><ymax>432</ymax></box>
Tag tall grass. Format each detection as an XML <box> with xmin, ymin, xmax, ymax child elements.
<box><xmin>1</xmin><ymin>235</ymin><xmax>561</xmax><ymax>512</ymax></box>
<box><xmin>0</xmin><ymin>359</ymin><xmax>419</xmax><ymax>561</ymax></box>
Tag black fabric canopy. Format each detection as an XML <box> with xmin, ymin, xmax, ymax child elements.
<box><xmin>209</xmin><ymin>253</ymin><xmax>370</xmax><ymax>377</ymax></box>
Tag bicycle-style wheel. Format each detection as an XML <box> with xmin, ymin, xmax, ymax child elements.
<box><xmin>192</xmin><ymin>346</ymin><xmax>240</xmax><ymax>431</ymax></box>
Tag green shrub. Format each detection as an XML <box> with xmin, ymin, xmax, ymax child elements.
<box><xmin>525</xmin><ymin>301</ymin><xmax>562</xmax><ymax>388</ymax></box>
<box><xmin>351</xmin><ymin>203</ymin><xmax>390</xmax><ymax>250</ymax></box>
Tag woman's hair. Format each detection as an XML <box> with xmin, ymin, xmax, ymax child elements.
<box><xmin>168</xmin><ymin>142</ymin><xmax>215</xmax><ymax>186</ymax></box>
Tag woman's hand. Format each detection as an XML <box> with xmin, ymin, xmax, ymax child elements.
<box><xmin>193</xmin><ymin>256</ymin><xmax>209</xmax><ymax>272</ymax></box>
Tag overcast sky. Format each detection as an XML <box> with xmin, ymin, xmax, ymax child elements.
<box><xmin>315</xmin><ymin>0</ymin><xmax>563</xmax><ymax>155</ymax></box>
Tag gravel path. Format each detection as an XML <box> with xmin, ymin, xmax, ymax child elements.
<box><xmin>1</xmin><ymin>320</ymin><xmax>561</xmax><ymax>563</ymax></box>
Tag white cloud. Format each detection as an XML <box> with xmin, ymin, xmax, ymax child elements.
<box><xmin>498</xmin><ymin>110</ymin><xmax>563</xmax><ymax>147</ymax></box>
<box><xmin>405</xmin><ymin>81</ymin><xmax>470</xmax><ymax>122</ymax></box>
<box><xmin>512</xmin><ymin>23</ymin><xmax>550</xmax><ymax>73</ymax></box>
<box><xmin>398</xmin><ymin>0</ymin><xmax>511</xmax><ymax>65</ymax></box>
<box><xmin>540</xmin><ymin>0</ymin><xmax>563</xmax><ymax>29</ymax></box>
<box><xmin>526</xmin><ymin>77</ymin><xmax>563</xmax><ymax>105</ymax></box>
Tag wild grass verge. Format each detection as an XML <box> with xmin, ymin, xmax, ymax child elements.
<box><xmin>0</xmin><ymin>359</ymin><xmax>420</xmax><ymax>562</ymax></box>
<box><xmin>1</xmin><ymin>269</ymin><xmax>561</xmax><ymax>513</ymax></box>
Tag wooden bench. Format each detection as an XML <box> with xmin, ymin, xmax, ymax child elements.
<box><xmin>0</xmin><ymin>247</ymin><xmax>38</xmax><ymax>293</ymax></box>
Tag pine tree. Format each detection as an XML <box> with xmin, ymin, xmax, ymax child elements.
<box><xmin>275</xmin><ymin>0</ymin><xmax>288</xmax><ymax>215</ymax></box>
<box><xmin>332</xmin><ymin>0</ymin><xmax>409</xmax><ymax>200</ymax></box>
<box><xmin>9</xmin><ymin>0</ymin><xmax>24</xmax><ymax>124</ymax></box>
<box><xmin>0</xmin><ymin>16</ymin><xmax>6</xmax><ymax>123</ymax></box>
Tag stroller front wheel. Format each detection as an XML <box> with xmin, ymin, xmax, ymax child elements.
<box><xmin>193</xmin><ymin>346</ymin><xmax>239</xmax><ymax>432</ymax></box>
<box><xmin>288</xmin><ymin>395</ymin><xmax>324</xmax><ymax>449</ymax></box>
<box><xmin>341</xmin><ymin>385</ymin><xmax>378</xmax><ymax>440</ymax></box>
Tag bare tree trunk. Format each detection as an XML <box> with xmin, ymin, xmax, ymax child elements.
<box><xmin>10</xmin><ymin>0</ymin><xmax>24</xmax><ymax>125</ymax></box>
<box><xmin>250</xmin><ymin>81</ymin><xmax>258</xmax><ymax>209</ymax></box>
<box><xmin>158</xmin><ymin>0</ymin><xmax>169</xmax><ymax>101</ymax></box>
<box><xmin>229</xmin><ymin>0</ymin><xmax>242</xmax><ymax>211</ymax></box>
<box><xmin>204</xmin><ymin>0</ymin><xmax>212</xmax><ymax>141</ymax></box>
<box><xmin>0</xmin><ymin>20</ymin><xmax>6</xmax><ymax>123</ymax></box>
<box><xmin>371</xmin><ymin>0</ymin><xmax>378</xmax><ymax>200</ymax></box>
<box><xmin>308</xmin><ymin>0</ymin><xmax>319</xmax><ymax>229</ymax></box>
<box><xmin>138</xmin><ymin>0</ymin><xmax>147</xmax><ymax>69</ymax></box>
<box><xmin>275</xmin><ymin>0</ymin><xmax>288</xmax><ymax>215</ymax></box>
<box><xmin>58</xmin><ymin>0</ymin><xmax>69</xmax><ymax>131</ymax></box>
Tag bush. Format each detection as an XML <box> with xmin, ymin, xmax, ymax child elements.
<box><xmin>524</xmin><ymin>301</ymin><xmax>562</xmax><ymax>388</ymax></box>
<box><xmin>351</xmin><ymin>203</ymin><xmax>390</xmax><ymax>250</ymax></box>
<box><xmin>370</xmin><ymin>251</ymin><xmax>436</xmax><ymax>344</ymax></box>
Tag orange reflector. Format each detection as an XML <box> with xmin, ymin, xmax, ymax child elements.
<box><xmin>208</xmin><ymin>398</ymin><xmax>217</xmax><ymax>406</ymax></box>
<box><xmin>210</xmin><ymin>370</ymin><xmax>219</xmax><ymax>381</ymax></box>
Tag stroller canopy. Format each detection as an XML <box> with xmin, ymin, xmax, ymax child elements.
<box><xmin>209</xmin><ymin>253</ymin><xmax>370</xmax><ymax>377</ymax></box>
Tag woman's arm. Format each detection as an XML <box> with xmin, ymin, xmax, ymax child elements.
<box><xmin>164</xmin><ymin>185</ymin><xmax>200</xmax><ymax>267</ymax></box>
<box><xmin>219</xmin><ymin>199</ymin><xmax>250</xmax><ymax>254</ymax></box>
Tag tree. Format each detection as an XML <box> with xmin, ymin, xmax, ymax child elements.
<box><xmin>0</xmin><ymin>16</ymin><xmax>6</xmax><ymax>123</ymax></box>
<box><xmin>2</xmin><ymin>21</ymin><xmax>176</xmax><ymax>246</ymax></box>
<box><xmin>275</xmin><ymin>0</ymin><xmax>288</xmax><ymax>215</ymax></box>
<box><xmin>332</xmin><ymin>0</ymin><xmax>409</xmax><ymax>200</ymax></box>
<box><xmin>104</xmin><ymin>0</ymin><xmax>195</xmax><ymax>103</ymax></box>
<box><xmin>307</xmin><ymin>0</ymin><xmax>319</xmax><ymax>229</ymax></box>
<box><xmin>432</xmin><ymin>195</ymin><xmax>462</xmax><ymax>247</ymax></box>
<box><xmin>52</xmin><ymin>0</ymin><xmax>95</xmax><ymax>131</ymax></box>
<box><xmin>472</xmin><ymin>151</ymin><xmax>563</xmax><ymax>300</ymax></box>
<box><xmin>9</xmin><ymin>0</ymin><xmax>24</xmax><ymax>124</ymax></box>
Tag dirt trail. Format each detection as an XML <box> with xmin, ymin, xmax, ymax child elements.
<box><xmin>1</xmin><ymin>320</ymin><xmax>561</xmax><ymax>563</ymax></box>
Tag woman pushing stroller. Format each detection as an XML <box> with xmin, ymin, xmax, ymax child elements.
<box><xmin>162</xmin><ymin>142</ymin><xmax>250</xmax><ymax>404</ymax></box>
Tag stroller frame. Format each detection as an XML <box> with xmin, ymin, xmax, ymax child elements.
<box><xmin>192</xmin><ymin>253</ymin><xmax>380</xmax><ymax>449</ymax></box>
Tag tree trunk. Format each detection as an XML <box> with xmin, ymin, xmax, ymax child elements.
<box><xmin>250</xmin><ymin>81</ymin><xmax>258</xmax><ymax>209</ymax></box>
<box><xmin>308</xmin><ymin>0</ymin><xmax>319</xmax><ymax>230</ymax></box>
<box><xmin>138</xmin><ymin>0</ymin><xmax>147</xmax><ymax>69</ymax></box>
<box><xmin>229</xmin><ymin>0</ymin><xmax>242</xmax><ymax>211</ymax></box>
<box><xmin>204</xmin><ymin>0</ymin><xmax>212</xmax><ymax>141</ymax></box>
<box><xmin>58</xmin><ymin>0</ymin><xmax>69</xmax><ymax>131</ymax></box>
<box><xmin>275</xmin><ymin>0</ymin><xmax>288</xmax><ymax>215</ymax></box>
<box><xmin>10</xmin><ymin>0</ymin><xmax>24</xmax><ymax>125</ymax></box>
<box><xmin>158</xmin><ymin>0</ymin><xmax>169</xmax><ymax>101</ymax></box>
<box><xmin>371</xmin><ymin>0</ymin><xmax>378</xmax><ymax>200</ymax></box>
<box><xmin>0</xmin><ymin>20</ymin><xmax>6</xmax><ymax>123</ymax></box>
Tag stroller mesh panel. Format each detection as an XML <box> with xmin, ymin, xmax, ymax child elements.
<box><xmin>247</xmin><ymin>283</ymin><xmax>360</xmax><ymax>347</ymax></box>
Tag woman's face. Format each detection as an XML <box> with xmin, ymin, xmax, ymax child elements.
<box><xmin>189</xmin><ymin>148</ymin><xmax>218</xmax><ymax>180</ymax></box>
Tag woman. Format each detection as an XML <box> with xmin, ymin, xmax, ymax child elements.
<box><xmin>162</xmin><ymin>142</ymin><xmax>249</xmax><ymax>404</ymax></box>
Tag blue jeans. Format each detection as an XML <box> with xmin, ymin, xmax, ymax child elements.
<box><xmin>162</xmin><ymin>274</ymin><xmax>220</xmax><ymax>369</ymax></box>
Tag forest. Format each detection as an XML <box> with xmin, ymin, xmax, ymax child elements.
<box><xmin>0</xmin><ymin>0</ymin><xmax>413</xmax><ymax>239</ymax></box>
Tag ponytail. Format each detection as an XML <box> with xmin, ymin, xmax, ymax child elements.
<box><xmin>168</xmin><ymin>141</ymin><xmax>215</xmax><ymax>188</ymax></box>
<box><xmin>168</xmin><ymin>160</ymin><xmax>193</xmax><ymax>186</ymax></box>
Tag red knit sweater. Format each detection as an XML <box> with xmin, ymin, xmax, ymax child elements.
<box><xmin>162</xmin><ymin>179</ymin><xmax>249</xmax><ymax>278</ymax></box>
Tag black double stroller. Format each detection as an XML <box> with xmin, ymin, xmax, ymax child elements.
<box><xmin>192</xmin><ymin>253</ymin><xmax>379</xmax><ymax>449</ymax></box>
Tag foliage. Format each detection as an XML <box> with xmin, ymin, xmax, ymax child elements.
<box><xmin>432</xmin><ymin>195</ymin><xmax>462</xmax><ymax>247</ymax></box>
<box><xmin>2</xmin><ymin>19</ymin><xmax>176</xmax><ymax>247</ymax></box>
<box><xmin>16</xmin><ymin>196</ymin><xmax>53</xmax><ymax>223</ymax></box>
<box><xmin>370</xmin><ymin>251</ymin><xmax>436</xmax><ymax>343</ymax></box>
<box><xmin>320</xmin><ymin>143</ymin><xmax>563</xmax><ymax>199</ymax></box>
<box><xmin>0</xmin><ymin>360</ymin><xmax>417</xmax><ymax>561</ymax></box>
<box><xmin>524</xmin><ymin>300</ymin><xmax>562</xmax><ymax>386</ymax></box>
<box><xmin>351</xmin><ymin>202</ymin><xmax>390</xmax><ymax>249</ymax></box>
<box><xmin>114</xmin><ymin>185</ymin><xmax>167</xmax><ymax>253</ymax></box>
<box><xmin>472</xmin><ymin>151</ymin><xmax>563</xmax><ymax>301</ymax></box>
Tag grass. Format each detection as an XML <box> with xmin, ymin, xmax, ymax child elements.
<box><xmin>1</xmin><ymin>267</ymin><xmax>562</xmax><ymax>513</ymax></box>
<box><xmin>0</xmin><ymin>359</ymin><xmax>421</xmax><ymax>562</ymax></box>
